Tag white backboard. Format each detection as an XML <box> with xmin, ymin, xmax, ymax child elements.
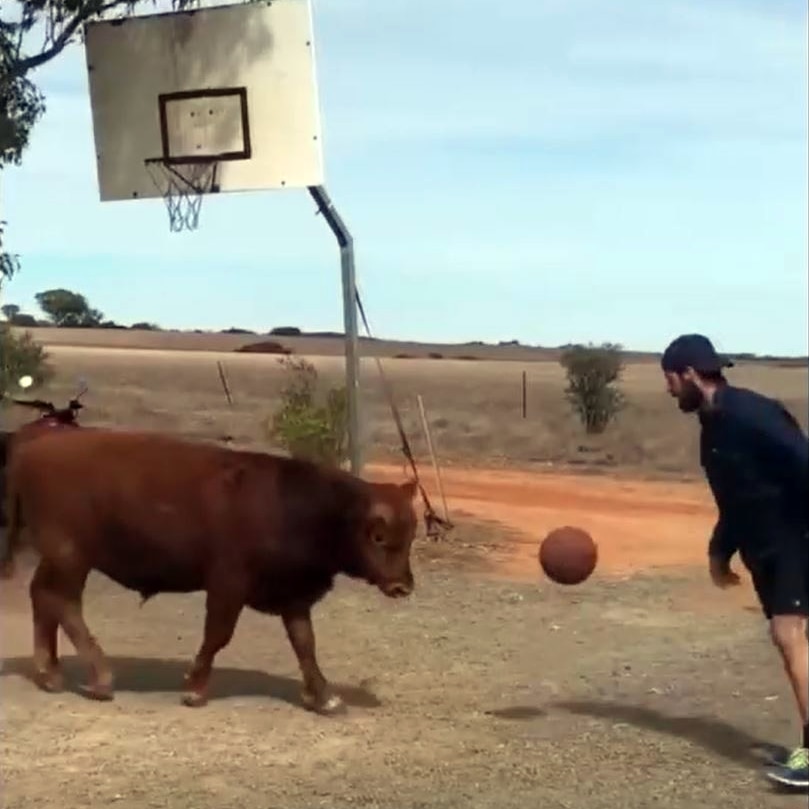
<box><xmin>84</xmin><ymin>0</ymin><xmax>324</xmax><ymax>202</ymax></box>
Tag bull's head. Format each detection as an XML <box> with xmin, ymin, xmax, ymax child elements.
<box><xmin>361</xmin><ymin>479</ymin><xmax>419</xmax><ymax>598</ymax></box>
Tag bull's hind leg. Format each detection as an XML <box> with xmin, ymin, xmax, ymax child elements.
<box><xmin>50</xmin><ymin>567</ymin><xmax>114</xmax><ymax>701</ymax></box>
<box><xmin>29</xmin><ymin>561</ymin><xmax>63</xmax><ymax>692</ymax></box>
<box><xmin>282</xmin><ymin>607</ymin><xmax>344</xmax><ymax>715</ymax></box>
<box><xmin>182</xmin><ymin>587</ymin><xmax>244</xmax><ymax>707</ymax></box>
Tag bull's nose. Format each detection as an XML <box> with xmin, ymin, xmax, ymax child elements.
<box><xmin>387</xmin><ymin>581</ymin><xmax>413</xmax><ymax>598</ymax></box>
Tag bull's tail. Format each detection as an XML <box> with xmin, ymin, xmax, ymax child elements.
<box><xmin>0</xmin><ymin>482</ymin><xmax>22</xmax><ymax>580</ymax></box>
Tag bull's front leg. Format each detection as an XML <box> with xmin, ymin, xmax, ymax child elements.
<box><xmin>182</xmin><ymin>587</ymin><xmax>244</xmax><ymax>708</ymax></box>
<box><xmin>282</xmin><ymin>608</ymin><xmax>344</xmax><ymax>715</ymax></box>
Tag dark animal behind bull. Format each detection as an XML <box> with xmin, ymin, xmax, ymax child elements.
<box><xmin>2</xmin><ymin>427</ymin><xmax>419</xmax><ymax>713</ymax></box>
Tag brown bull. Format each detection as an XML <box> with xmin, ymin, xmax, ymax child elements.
<box><xmin>2</xmin><ymin>427</ymin><xmax>418</xmax><ymax>712</ymax></box>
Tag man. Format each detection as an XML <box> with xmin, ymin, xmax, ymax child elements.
<box><xmin>661</xmin><ymin>333</ymin><xmax>808</xmax><ymax>789</ymax></box>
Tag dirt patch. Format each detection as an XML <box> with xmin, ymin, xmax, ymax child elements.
<box><xmin>0</xmin><ymin>553</ymin><xmax>799</xmax><ymax>809</ymax></box>
<box><xmin>368</xmin><ymin>463</ymin><xmax>718</xmax><ymax>580</ymax></box>
<box><xmin>0</xmin><ymin>465</ymin><xmax>792</xmax><ymax>809</ymax></box>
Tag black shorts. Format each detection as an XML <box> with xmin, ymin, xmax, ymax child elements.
<box><xmin>748</xmin><ymin>544</ymin><xmax>809</xmax><ymax>620</ymax></box>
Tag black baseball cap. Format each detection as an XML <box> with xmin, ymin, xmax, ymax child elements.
<box><xmin>660</xmin><ymin>334</ymin><xmax>734</xmax><ymax>374</ymax></box>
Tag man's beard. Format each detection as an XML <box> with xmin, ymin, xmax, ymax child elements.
<box><xmin>677</xmin><ymin>379</ymin><xmax>704</xmax><ymax>413</ymax></box>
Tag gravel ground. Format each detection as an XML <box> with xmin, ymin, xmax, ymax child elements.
<box><xmin>1</xmin><ymin>539</ymin><xmax>806</xmax><ymax>809</ymax></box>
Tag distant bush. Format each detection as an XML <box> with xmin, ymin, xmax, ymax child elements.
<box><xmin>270</xmin><ymin>326</ymin><xmax>302</xmax><ymax>336</ymax></box>
<box><xmin>131</xmin><ymin>321</ymin><xmax>161</xmax><ymax>331</ymax></box>
<box><xmin>7</xmin><ymin>313</ymin><xmax>37</xmax><ymax>327</ymax></box>
<box><xmin>235</xmin><ymin>340</ymin><xmax>292</xmax><ymax>355</ymax></box>
<box><xmin>221</xmin><ymin>327</ymin><xmax>255</xmax><ymax>335</ymax></box>
<box><xmin>457</xmin><ymin>355</ymin><xmax>480</xmax><ymax>361</ymax></box>
<box><xmin>428</xmin><ymin>352</ymin><xmax>444</xmax><ymax>359</ymax></box>
<box><xmin>0</xmin><ymin>326</ymin><xmax>53</xmax><ymax>400</ymax></box>
<box><xmin>306</xmin><ymin>331</ymin><xmax>344</xmax><ymax>339</ymax></box>
<box><xmin>266</xmin><ymin>356</ymin><xmax>348</xmax><ymax>467</ymax></box>
<box><xmin>559</xmin><ymin>343</ymin><xmax>626</xmax><ymax>435</ymax></box>
<box><xmin>394</xmin><ymin>352</ymin><xmax>416</xmax><ymax>359</ymax></box>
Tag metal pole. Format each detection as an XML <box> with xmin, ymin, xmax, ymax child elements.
<box><xmin>307</xmin><ymin>185</ymin><xmax>362</xmax><ymax>475</ymax></box>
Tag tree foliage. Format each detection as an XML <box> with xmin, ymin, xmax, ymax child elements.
<box><xmin>266</xmin><ymin>356</ymin><xmax>349</xmax><ymax>467</ymax></box>
<box><xmin>0</xmin><ymin>323</ymin><xmax>53</xmax><ymax>400</ymax></box>
<box><xmin>0</xmin><ymin>220</ymin><xmax>20</xmax><ymax>283</ymax></box>
<box><xmin>559</xmin><ymin>342</ymin><xmax>626</xmax><ymax>435</ymax></box>
<box><xmin>0</xmin><ymin>0</ymin><xmax>199</xmax><ymax>280</ymax></box>
<box><xmin>35</xmin><ymin>287</ymin><xmax>104</xmax><ymax>327</ymax></box>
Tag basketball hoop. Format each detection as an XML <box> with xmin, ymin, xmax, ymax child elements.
<box><xmin>144</xmin><ymin>158</ymin><xmax>220</xmax><ymax>232</ymax></box>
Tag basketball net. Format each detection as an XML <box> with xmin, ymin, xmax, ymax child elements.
<box><xmin>144</xmin><ymin>159</ymin><xmax>219</xmax><ymax>232</ymax></box>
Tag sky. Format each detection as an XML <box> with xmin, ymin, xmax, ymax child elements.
<box><xmin>2</xmin><ymin>0</ymin><xmax>807</xmax><ymax>356</ymax></box>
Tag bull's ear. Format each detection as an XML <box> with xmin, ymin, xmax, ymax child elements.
<box><xmin>400</xmin><ymin>478</ymin><xmax>419</xmax><ymax>501</ymax></box>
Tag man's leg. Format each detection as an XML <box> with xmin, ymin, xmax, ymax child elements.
<box><xmin>761</xmin><ymin>547</ymin><xmax>809</xmax><ymax>788</ymax></box>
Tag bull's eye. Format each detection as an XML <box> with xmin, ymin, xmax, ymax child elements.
<box><xmin>373</xmin><ymin>531</ymin><xmax>386</xmax><ymax>545</ymax></box>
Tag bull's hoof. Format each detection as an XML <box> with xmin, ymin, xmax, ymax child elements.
<box><xmin>79</xmin><ymin>683</ymin><xmax>114</xmax><ymax>702</ymax></box>
<box><xmin>302</xmin><ymin>691</ymin><xmax>346</xmax><ymax>716</ymax></box>
<box><xmin>33</xmin><ymin>669</ymin><xmax>63</xmax><ymax>694</ymax></box>
<box><xmin>181</xmin><ymin>690</ymin><xmax>208</xmax><ymax>708</ymax></box>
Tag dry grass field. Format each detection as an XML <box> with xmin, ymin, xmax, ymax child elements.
<box><xmin>2</xmin><ymin>329</ymin><xmax>808</xmax><ymax>808</ymax></box>
<box><xmin>5</xmin><ymin>329</ymin><xmax>808</xmax><ymax>480</ymax></box>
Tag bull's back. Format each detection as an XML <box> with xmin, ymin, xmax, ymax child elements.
<box><xmin>10</xmin><ymin>429</ymin><xmax>259</xmax><ymax>594</ymax></box>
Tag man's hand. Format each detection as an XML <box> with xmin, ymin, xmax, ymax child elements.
<box><xmin>709</xmin><ymin>555</ymin><xmax>741</xmax><ymax>589</ymax></box>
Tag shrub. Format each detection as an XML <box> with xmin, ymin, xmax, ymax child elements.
<box><xmin>235</xmin><ymin>340</ymin><xmax>292</xmax><ymax>355</ymax></box>
<box><xmin>559</xmin><ymin>342</ymin><xmax>625</xmax><ymax>434</ymax></box>
<box><xmin>8</xmin><ymin>313</ymin><xmax>37</xmax><ymax>327</ymax></box>
<box><xmin>266</xmin><ymin>356</ymin><xmax>348</xmax><ymax>467</ymax></box>
<box><xmin>0</xmin><ymin>325</ymin><xmax>53</xmax><ymax>400</ymax></box>
<box><xmin>270</xmin><ymin>326</ymin><xmax>302</xmax><ymax>336</ymax></box>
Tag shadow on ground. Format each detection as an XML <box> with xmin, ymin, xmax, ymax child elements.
<box><xmin>0</xmin><ymin>655</ymin><xmax>381</xmax><ymax>708</ymax></box>
<box><xmin>553</xmin><ymin>699</ymin><xmax>787</xmax><ymax>767</ymax></box>
<box><xmin>484</xmin><ymin>706</ymin><xmax>547</xmax><ymax>720</ymax></box>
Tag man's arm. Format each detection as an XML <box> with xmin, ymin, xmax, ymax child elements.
<box><xmin>707</xmin><ymin>516</ymin><xmax>741</xmax><ymax>587</ymax></box>
<box><xmin>708</xmin><ymin>516</ymin><xmax>738</xmax><ymax>564</ymax></box>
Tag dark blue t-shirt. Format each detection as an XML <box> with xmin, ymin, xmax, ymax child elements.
<box><xmin>699</xmin><ymin>384</ymin><xmax>808</xmax><ymax>564</ymax></box>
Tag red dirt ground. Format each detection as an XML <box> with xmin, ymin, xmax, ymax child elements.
<box><xmin>368</xmin><ymin>464</ymin><xmax>713</xmax><ymax>572</ymax></box>
<box><xmin>367</xmin><ymin>463</ymin><xmax>762</xmax><ymax>613</ymax></box>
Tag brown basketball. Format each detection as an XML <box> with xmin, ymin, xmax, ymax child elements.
<box><xmin>538</xmin><ymin>526</ymin><xmax>598</xmax><ymax>585</ymax></box>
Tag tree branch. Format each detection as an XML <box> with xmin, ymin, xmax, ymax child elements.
<box><xmin>10</xmin><ymin>0</ymin><xmax>134</xmax><ymax>78</ymax></box>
